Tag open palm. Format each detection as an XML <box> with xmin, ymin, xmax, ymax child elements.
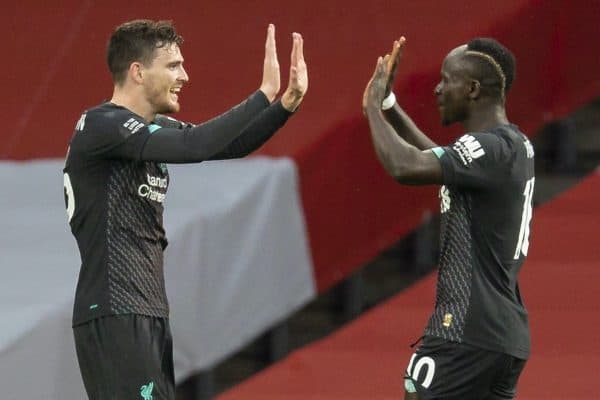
<box><xmin>282</xmin><ymin>33</ymin><xmax>308</xmax><ymax>111</ymax></box>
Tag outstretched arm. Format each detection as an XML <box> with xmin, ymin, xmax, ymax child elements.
<box><xmin>363</xmin><ymin>37</ymin><xmax>437</xmax><ymax>150</ymax></box>
<box><xmin>280</xmin><ymin>32</ymin><xmax>308</xmax><ymax>111</ymax></box>
<box><xmin>210</xmin><ymin>30</ymin><xmax>308</xmax><ymax>159</ymax></box>
<box><xmin>259</xmin><ymin>24</ymin><xmax>281</xmax><ymax>103</ymax></box>
<box><xmin>208</xmin><ymin>99</ymin><xmax>291</xmax><ymax>160</ymax></box>
<box><xmin>384</xmin><ymin>103</ymin><xmax>438</xmax><ymax>150</ymax></box>
<box><xmin>140</xmin><ymin>91</ymin><xmax>270</xmax><ymax>163</ymax></box>
<box><xmin>365</xmin><ymin>56</ymin><xmax>442</xmax><ymax>185</ymax></box>
<box><xmin>140</xmin><ymin>25</ymin><xmax>307</xmax><ymax>163</ymax></box>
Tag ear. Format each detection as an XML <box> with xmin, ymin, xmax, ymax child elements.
<box><xmin>468</xmin><ymin>79</ymin><xmax>481</xmax><ymax>100</ymax></box>
<box><xmin>129</xmin><ymin>62</ymin><xmax>144</xmax><ymax>85</ymax></box>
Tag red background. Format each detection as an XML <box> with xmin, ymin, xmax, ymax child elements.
<box><xmin>3</xmin><ymin>0</ymin><xmax>599</xmax><ymax>290</ymax></box>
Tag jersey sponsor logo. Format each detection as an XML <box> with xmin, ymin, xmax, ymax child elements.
<box><xmin>123</xmin><ymin>118</ymin><xmax>146</xmax><ymax>134</ymax></box>
<box><xmin>453</xmin><ymin>134</ymin><xmax>485</xmax><ymax>166</ymax></box>
<box><xmin>75</xmin><ymin>113</ymin><xmax>87</xmax><ymax>131</ymax></box>
<box><xmin>523</xmin><ymin>139</ymin><xmax>535</xmax><ymax>159</ymax></box>
<box><xmin>406</xmin><ymin>353</ymin><xmax>436</xmax><ymax>389</ymax></box>
<box><xmin>146</xmin><ymin>174</ymin><xmax>167</xmax><ymax>189</ymax></box>
<box><xmin>439</xmin><ymin>185</ymin><xmax>451</xmax><ymax>213</ymax></box>
<box><xmin>137</xmin><ymin>174</ymin><xmax>168</xmax><ymax>203</ymax></box>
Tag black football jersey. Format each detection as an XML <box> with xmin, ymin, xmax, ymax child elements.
<box><xmin>64</xmin><ymin>91</ymin><xmax>290</xmax><ymax>325</ymax></box>
<box><xmin>427</xmin><ymin>124</ymin><xmax>535</xmax><ymax>359</ymax></box>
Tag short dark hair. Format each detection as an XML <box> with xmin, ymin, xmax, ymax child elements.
<box><xmin>464</xmin><ymin>38</ymin><xmax>516</xmax><ymax>97</ymax></box>
<box><xmin>107</xmin><ymin>19</ymin><xmax>184</xmax><ymax>85</ymax></box>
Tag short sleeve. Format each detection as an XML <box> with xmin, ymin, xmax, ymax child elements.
<box><xmin>431</xmin><ymin>132</ymin><xmax>512</xmax><ymax>188</ymax></box>
<box><xmin>71</xmin><ymin>107</ymin><xmax>153</xmax><ymax>160</ymax></box>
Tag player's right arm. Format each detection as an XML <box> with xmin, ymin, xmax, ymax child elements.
<box><xmin>141</xmin><ymin>25</ymin><xmax>306</xmax><ymax>163</ymax></box>
<box><xmin>70</xmin><ymin>90</ymin><xmax>271</xmax><ymax>163</ymax></box>
<box><xmin>140</xmin><ymin>91</ymin><xmax>274</xmax><ymax>163</ymax></box>
<box><xmin>74</xmin><ymin>24</ymin><xmax>301</xmax><ymax>163</ymax></box>
<box><xmin>141</xmin><ymin>26</ymin><xmax>306</xmax><ymax>163</ymax></box>
<box><xmin>140</xmin><ymin>23</ymin><xmax>283</xmax><ymax>163</ymax></box>
<box><xmin>362</xmin><ymin>37</ymin><xmax>438</xmax><ymax>150</ymax></box>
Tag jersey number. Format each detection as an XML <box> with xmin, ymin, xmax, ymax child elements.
<box><xmin>64</xmin><ymin>172</ymin><xmax>75</xmax><ymax>222</ymax></box>
<box><xmin>406</xmin><ymin>353</ymin><xmax>436</xmax><ymax>389</ymax></box>
<box><xmin>514</xmin><ymin>177</ymin><xmax>535</xmax><ymax>259</ymax></box>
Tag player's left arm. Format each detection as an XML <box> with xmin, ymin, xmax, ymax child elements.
<box><xmin>208</xmin><ymin>100</ymin><xmax>290</xmax><ymax>159</ymax></box>
<box><xmin>210</xmin><ymin>31</ymin><xmax>307</xmax><ymax>160</ymax></box>
<box><xmin>363</xmin><ymin>37</ymin><xmax>439</xmax><ymax>151</ymax></box>
<box><xmin>365</xmin><ymin>56</ymin><xmax>442</xmax><ymax>185</ymax></box>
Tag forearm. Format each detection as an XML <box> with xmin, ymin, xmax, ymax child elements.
<box><xmin>367</xmin><ymin>105</ymin><xmax>443</xmax><ymax>185</ymax></box>
<box><xmin>366</xmin><ymin>106</ymin><xmax>421</xmax><ymax>179</ymax></box>
<box><xmin>140</xmin><ymin>91</ymin><xmax>270</xmax><ymax>163</ymax></box>
<box><xmin>210</xmin><ymin>100</ymin><xmax>293</xmax><ymax>160</ymax></box>
<box><xmin>383</xmin><ymin>103</ymin><xmax>437</xmax><ymax>150</ymax></box>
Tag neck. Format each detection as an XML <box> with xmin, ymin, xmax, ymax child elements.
<box><xmin>110</xmin><ymin>85</ymin><xmax>155</xmax><ymax>122</ymax></box>
<box><xmin>463</xmin><ymin>102</ymin><xmax>509</xmax><ymax>132</ymax></box>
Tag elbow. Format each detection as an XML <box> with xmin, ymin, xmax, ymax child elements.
<box><xmin>381</xmin><ymin>155</ymin><xmax>412</xmax><ymax>183</ymax></box>
<box><xmin>375</xmin><ymin>144</ymin><xmax>428</xmax><ymax>185</ymax></box>
<box><xmin>391</xmin><ymin>164</ymin><xmax>414</xmax><ymax>184</ymax></box>
<box><xmin>386</xmin><ymin>151</ymin><xmax>423</xmax><ymax>185</ymax></box>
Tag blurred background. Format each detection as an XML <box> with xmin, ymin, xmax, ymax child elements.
<box><xmin>1</xmin><ymin>1</ymin><xmax>599</xmax><ymax>399</ymax></box>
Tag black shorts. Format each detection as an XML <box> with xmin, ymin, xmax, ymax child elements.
<box><xmin>73</xmin><ymin>314</ymin><xmax>175</xmax><ymax>400</ymax></box>
<box><xmin>405</xmin><ymin>336</ymin><xmax>526</xmax><ymax>400</ymax></box>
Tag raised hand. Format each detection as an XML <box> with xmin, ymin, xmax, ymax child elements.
<box><xmin>384</xmin><ymin>37</ymin><xmax>406</xmax><ymax>97</ymax></box>
<box><xmin>367</xmin><ymin>56</ymin><xmax>389</xmax><ymax>109</ymax></box>
<box><xmin>259</xmin><ymin>24</ymin><xmax>280</xmax><ymax>103</ymax></box>
<box><xmin>281</xmin><ymin>32</ymin><xmax>308</xmax><ymax>112</ymax></box>
<box><xmin>362</xmin><ymin>37</ymin><xmax>406</xmax><ymax>115</ymax></box>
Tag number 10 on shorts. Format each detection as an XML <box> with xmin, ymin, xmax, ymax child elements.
<box><xmin>406</xmin><ymin>353</ymin><xmax>436</xmax><ymax>390</ymax></box>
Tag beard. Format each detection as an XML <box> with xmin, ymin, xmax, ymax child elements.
<box><xmin>149</xmin><ymin>90</ymin><xmax>179</xmax><ymax>115</ymax></box>
<box><xmin>156</xmin><ymin>100</ymin><xmax>179</xmax><ymax>115</ymax></box>
<box><xmin>439</xmin><ymin>104</ymin><xmax>467</xmax><ymax>127</ymax></box>
<box><xmin>440</xmin><ymin>112</ymin><xmax>450</xmax><ymax>126</ymax></box>
<box><xmin>144</xmin><ymin>77</ymin><xmax>180</xmax><ymax>115</ymax></box>
<box><xmin>439</xmin><ymin>108</ymin><xmax>452</xmax><ymax>126</ymax></box>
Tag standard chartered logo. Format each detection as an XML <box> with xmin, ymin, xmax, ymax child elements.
<box><xmin>138</xmin><ymin>174</ymin><xmax>167</xmax><ymax>203</ymax></box>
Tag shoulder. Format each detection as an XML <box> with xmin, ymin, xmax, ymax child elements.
<box><xmin>492</xmin><ymin>124</ymin><xmax>535</xmax><ymax>160</ymax></box>
<box><xmin>80</xmin><ymin>103</ymin><xmax>146</xmax><ymax>135</ymax></box>
<box><xmin>489</xmin><ymin>124</ymin><xmax>525</xmax><ymax>146</ymax></box>
<box><xmin>447</xmin><ymin>132</ymin><xmax>502</xmax><ymax>167</ymax></box>
<box><xmin>153</xmin><ymin>114</ymin><xmax>193</xmax><ymax>129</ymax></box>
<box><xmin>456</xmin><ymin>126</ymin><xmax>521</xmax><ymax>165</ymax></box>
<box><xmin>69</xmin><ymin>103</ymin><xmax>149</xmax><ymax>156</ymax></box>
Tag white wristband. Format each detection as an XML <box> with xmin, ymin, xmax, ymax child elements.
<box><xmin>381</xmin><ymin>92</ymin><xmax>396</xmax><ymax>110</ymax></box>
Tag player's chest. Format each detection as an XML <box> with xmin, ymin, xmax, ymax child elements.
<box><xmin>111</xmin><ymin>161</ymin><xmax>169</xmax><ymax>205</ymax></box>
